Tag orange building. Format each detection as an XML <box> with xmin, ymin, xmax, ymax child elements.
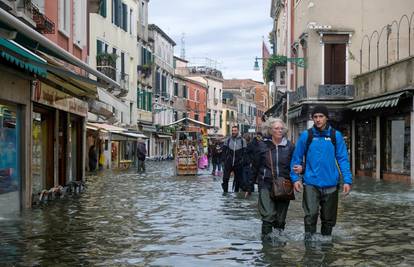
<box><xmin>185</xmin><ymin>79</ymin><xmax>208</xmax><ymax>132</ymax></box>
<box><xmin>255</xmin><ymin>84</ymin><xmax>269</xmax><ymax>132</ymax></box>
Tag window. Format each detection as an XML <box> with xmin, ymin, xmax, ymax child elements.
<box><xmin>140</xmin><ymin>2</ymin><xmax>145</xmax><ymax>26</ymax></box>
<box><xmin>147</xmin><ymin>92</ymin><xmax>152</xmax><ymax>111</ymax></box>
<box><xmin>99</xmin><ymin>0</ymin><xmax>107</xmax><ymax>17</ymax></box>
<box><xmin>121</xmin><ymin>52</ymin><xmax>125</xmax><ymax>75</ymax></box>
<box><xmin>280</xmin><ymin>70</ymin><xmax>286</xmax><ymax>85</ymax></box>
<box><xmin>182</xmin><ymin>85</ymin><xmax>187</xmax><ymax>98</ymax></box>
<box><xmin>58</xmin><ymin>0</ymin><xmax>70</xmax><ymax>34</ymax></box>
<box><xmin>129</xmin><ymin>8</ymin><xmax>132</xmax><ymax>34</ymax></box>
<box><xmin>384</xmin><ymin>114</ymin><xmax>410</xmax><ymax>174</ymax></box>
<box><xmin>174</xmin><ymin>82</ymin><xmax>178</xmax><ymax>96</ymax></box>
<box><xmin>96</xmin><ymin>40</ymin><xmax>103</xmax><ymax>54</ymax></box>
<box><xmin>122</xmin><ymin>3</ymin><xmax>128</xmax><ymax>31</ymax></box>
<box><xmin>155</xmin><ymin>72</ymin><xmax>161</xmax><ymax>94</ymax></box>
<box><xmin>195</xmin><ymin>114</ymin><xmax>199</xmax><ymax>121</ymax></box>
<box><xmin>323</xmin><ymin>35</ymin><xmax>349</xmax><ymax>84</ymax></box>
<box><xmin>356</xmin><ymin>119</ymin><xmax>376</xmax><ymax>175</ymax></box>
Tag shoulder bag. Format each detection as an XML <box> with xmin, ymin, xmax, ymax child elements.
<box><xmin>269</xmin><ymin>150</ymin><xmax>295</xmax><ymax>200</ymax></box>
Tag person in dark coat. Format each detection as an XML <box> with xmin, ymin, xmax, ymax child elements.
<box><xmin>254</xmin><ymin>118</ymin><xmax>302</xmax><ymax>240</ymax></box>
<box><xmin>88</xmin><ymin>145</ymin><xmax>97</xmax><ymax>171</ymax></box>
<box><xmin>221</xmin><ymin>125</ymin><xmax>247</xmax><ymax>193</ymax></box>
<box><xmin>137</xmin><ymin>140</ymin><xmax>147</xmax><ymax>173</ymax></box>
<box><xmin>211</xmin><ymin>140</ymin><xmax>223</xmax><ymax>176</ymax></box>
<box><xmin>244</xmin><ymin>132</ymin><xmax>264</xmax><ymax>193</ymax></box>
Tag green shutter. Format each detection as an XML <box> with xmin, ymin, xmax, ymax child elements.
<box><xmin>99</xmin><ymin>0</ymin><xmax>107</xmax><ymax>17</ymax></box>
<box><xmin>142</xmin><ymin>91</ymin><xmax>146</xmax><ymax>110</ymax></box>
<box><xmin>97</xmin><ymin>40</ymin><xmax>103</xmax><ymax>54</ymax></box>
<box><xmin>148</xmin><ymin>92</ymin><xmax>152</xmax><ymax>111</ymax></box>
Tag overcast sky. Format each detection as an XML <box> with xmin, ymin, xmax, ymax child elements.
<box><xmin>148</xmin><ymin>1</ymin><xmax>272</xmax><ymax>82</ymax></box>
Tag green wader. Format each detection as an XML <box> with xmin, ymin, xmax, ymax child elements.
<box><xmin>258</xmin><ymin>188</ymin><xmax>290</xmax><ymax>238</ymax></box>
<box><xmin>303</xmin><ymin>184</ymin><xmax>339</xmax><ymax>236</ymax></box>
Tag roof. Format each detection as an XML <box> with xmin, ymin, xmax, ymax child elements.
<box><xmin>168</xmin><ymin>117</ymin><xmax>214</xmax><ymax>128</ymax></box>
<box><xmin>148</xmin><ymin>24</ymin><xmax>176</xmax><ymax>46</ymax></box>
<box><xmin>223</xmin><ymin>79</ymin><xmax>263</xmax><ymax>89</ymax></box>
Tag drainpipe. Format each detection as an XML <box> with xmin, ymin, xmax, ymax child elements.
<box><xmin>0</xmin><ymin>8</ymin><xmax>121</xmax><ymax>90</ymax></box>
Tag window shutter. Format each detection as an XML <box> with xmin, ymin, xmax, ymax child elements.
<box><xmin>117</xmin><ymin>0</ymin><xmax>122</xmax><ymax>27</ymax></box>
<box><xmin>122</xmin><ymin>3</ymin><xmax>128</xmax><ymax>31</ymax></box>
<box><xmin>148</xmin><ymin>92</ymin><xmax>152</xmax><ymax>111</ymax></box>
<box><xmin>99</xmin><ymin>0</ymin><xmax>107</xmax><ymax>17</ymax></box>
<box><xmin>96</xmin><ymin>40</ymin><xmax>103</xmax><ymax>54</ymax></box>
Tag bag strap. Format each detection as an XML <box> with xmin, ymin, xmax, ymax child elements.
<box><xmin>269</xmin><ymin>150</ymin><xmax>276</xmax><ymax>182</ymax></box>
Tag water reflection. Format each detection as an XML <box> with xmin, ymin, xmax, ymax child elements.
<box><xmin>0</xmin><ymin>162</ymin><xmax>414</xmax><ymax>266</ymax></box>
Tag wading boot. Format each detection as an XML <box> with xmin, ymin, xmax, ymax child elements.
<box><xmin>261</xmin><ymin>222</ymin><xmax>273</xmax><ymax>241</ymax></box>
<box><xmin>321</xmin><ymin>224</ymin><xmax>333</xmax><ymax>236</ymax></box>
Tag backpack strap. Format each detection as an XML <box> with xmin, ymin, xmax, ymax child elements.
<box><xmin>303</xmin><ymin>127</ymin><xmax>337</xmax><ymax>173</ymax></box>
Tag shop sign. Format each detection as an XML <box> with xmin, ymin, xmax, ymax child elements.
<box><xmin>32</xmin><ymin>81</ymin><xmax>88</xmax><ymax>117</ymax></box>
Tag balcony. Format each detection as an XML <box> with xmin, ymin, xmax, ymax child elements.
<box><xmin>214</xmin><ymin>98</ymin><xmax>218</xmax><ymax>105</ymax></box>
<box><xmin>97</xmin><ymin>65</ymin><xmax>116</xmax><ymax>82</ymax></box>
<box><xmin>117</xmin><ymin>72</ymin><xmax>129</xmax><ymax>97</ymax></box>
<box><xmin>32</xmin><ymin>4</ymin><xmax>54</xmax><ymax>33</ymax></box>
<box><xmin>288</xmin><ymin>86</ymin><xmax>307</xmax><ymax>105</ymax></box>
<box><xmin>318</xmin><ymin>84</ymin><xmax>354</xmax><ymax>100</ymax></box>
<box><xmin>137</xmin><ymin>63</ymin><xmax>152</xmax><ymax>78</ymax></box>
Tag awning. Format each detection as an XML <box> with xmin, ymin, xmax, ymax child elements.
<box><xmin>141</xmin><ymin>124</ymin><xmax>157</xmax><ymax>132</ymax></box>
<box><xmin>156</xmin><ymin>134</ymin><xmax>172</xmax><ymax>139</ymax></box>
<box><xmin>111</xmin><ymin>132</ymin><xmax>148</xmax><ymax>141</ymax></box>
<box><xmin>348</xmin><ymin>92</ymin><xmax>408</xmax><ymax>112</ymax></box>
<box><xmin>288</xmin><ymin>106</ymin><xmax>302</xmax><ymax>119</ymax></box>
<box><xmin>0</xmin><ymin>38</ymin><xmax>47</xmax><ymax>77</ymax></box>
<box><xmin>87</xmin><ymin>122</ymin><xmax>126</xmax><ymax>133</ymax></box>
<box><xmin>168</xmin><ymin>117</ymin><xmax>214</xmax><ymax>128</ymax></box>
<box><xmin>0</xmin><ymin>8</ymin><xmax>120</xmax><ymax>90</ymax></box>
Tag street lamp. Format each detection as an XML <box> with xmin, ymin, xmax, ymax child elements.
<box><xmin>253</xmin><ymin>57</ymin><xmax>263</xmax><ymax>71</ymax></box>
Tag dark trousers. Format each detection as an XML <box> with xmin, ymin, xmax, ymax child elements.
<box><xmin>137</xmin><ymin>160</ymin><xmax>145</xmax><ymax>173</ymax></box>
<box><xmin>258</xmin><ymin>188</ymin><xmax>290</xmax><ymax>232</ymax></box>
<box><xmin>222</xmin><ymin>164</ymin><xmax>243</xmax><ymax>192</ymax></box>
<box><xmin>303</xmin><ymin>185</ymin><xmax>339</xmax><ymax>235</ymax></box>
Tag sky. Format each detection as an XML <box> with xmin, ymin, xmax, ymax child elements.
<box><xmin>148</xmin><ymin>0</ymin><xmax>273</xmax><ymax>82</ymax></box>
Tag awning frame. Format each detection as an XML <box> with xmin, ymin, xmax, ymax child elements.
<box><xmin>347</xmin><ymin>90</ymin><xmax>412</xmax><ymax>112</ymax></box>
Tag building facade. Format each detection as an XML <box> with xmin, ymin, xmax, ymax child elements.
<box><xmin>270</xmin><ymin>0</ymin><xmax>414</xmax><ymax>182</ymax></box>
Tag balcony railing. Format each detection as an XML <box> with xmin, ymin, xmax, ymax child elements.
<box><xmin>318</xmin><ymin>84</ymin><xmax>354</xmax><ymax>100</ymax></box>
<box><xmin>97</xmin><ymin>65</ymin><xmax>116</xmax><ymax>82</ymax></box>
<box><xmin>288</xmin><ymin>86</ymin><xmax>307</xmax><ymax>105</ymax></box>
<box><xmin>214</xmin><ymin>98</ymin><xmax>218</xmax><ymax>105</ymax></box>
<box><xmin>32</xmin><ymin>4</ymin><xmax>55</xmax><ymax>33</ymax></box>
<box><xmin>117</xmin><ymin>72</ymin><xmax>129</xmax><ymax>97</ymax></box>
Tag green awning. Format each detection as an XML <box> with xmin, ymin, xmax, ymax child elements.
<box><xmin>0</xmin><ymin>38</ymin><xmax>47</xmax><ymax>77</ymax></box>
<box><xmin>348</xmin><ymin>92</ymin><xmax>406</xmax><ymax>112</ymax></box>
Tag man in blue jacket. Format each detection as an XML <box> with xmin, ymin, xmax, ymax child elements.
<box><xmin>290</xmin><ymin>105</ymin><xmax>352</xmax><ymax>240</ymax></box>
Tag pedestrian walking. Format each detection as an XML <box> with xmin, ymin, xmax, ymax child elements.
<box><xmin>221</xmin><ymin>125</ymin><xmax>246</xmax><ymax>193</ymax></box>
<box><xmin>88</xmin><ymin>145</ymin><xmax>97</xmax><ymax>172</ymax></box>
<box><xmin>290</xmin><ymin>105</ymin><xmax>352</xmax><ymax>240</ymax></box>
<box><xmin>211</xmin><ymin>140</ymin><xmax>223</xmax><ymax>176</ymax></box>
<box><xmin>244</xmin><ymin>132</ymin><xmax>264</xmax><ymax>193</ymax></box>
<box><xmin>252</xmin><ymin>118</ymin><xmax>299</xmax><ymax>240</ymax></box>
<box><xmin>137</xmin><ymin>140</ymin><xmax>147</xmax><ymax>173</ymax></box>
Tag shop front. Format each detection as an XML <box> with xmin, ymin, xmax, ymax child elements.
<box><xmin>349</xmin><ymin>90</ymin><xmax>413</xmax><ymax>182</ymax></box>
<box><xmin>31</xmin><ymin>81</ymin><xmax>88</xmax><ymax>198</ymax></box>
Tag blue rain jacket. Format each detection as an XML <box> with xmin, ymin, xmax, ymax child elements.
<box><xmin>290</xmin><ymin>125</ymin><xmax>352</xmax><ymax>187</ymax></box>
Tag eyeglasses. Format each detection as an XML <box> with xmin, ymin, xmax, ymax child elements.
<box><xmin>272</xmin><ymin>127</ymin><xmax>284</xmax><ymax>131</ymax></box>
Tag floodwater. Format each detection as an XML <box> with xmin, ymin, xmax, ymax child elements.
<box><xmin>1</xmin><ymin>161</ymin><xmax>414</xmax><ymax>266</ymax></box>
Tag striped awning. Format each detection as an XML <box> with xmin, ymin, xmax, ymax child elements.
<box><xmin>0</xmin><ymin>38</ymin><xmax>47</xmax><ymax>76</ymax></box>
<box><xmin>348</xmin><ymin>92</ymin><xmax>406</xmax><ymax>112</ymax></box>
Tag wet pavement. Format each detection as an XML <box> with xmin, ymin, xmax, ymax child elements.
<box><xmin>1</xmin><ymin>161</ymin><xmax>414</xmax><ymax>266</ymax></box>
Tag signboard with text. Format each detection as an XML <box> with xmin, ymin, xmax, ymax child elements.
<box><xmin>32</xmin><ymin>80</ymin><xmax>88</xmax><ymax>117</ymax></box>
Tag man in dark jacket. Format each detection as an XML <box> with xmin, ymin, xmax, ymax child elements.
<box><xmin>137</xmin><ymin>140</ymin><xmax>147</xmax><ymax>173</ymax></box>
<box><xmin>221</xmin><ymin>125</ymin><xmax>247</xmax><ymax>193</ymax></box>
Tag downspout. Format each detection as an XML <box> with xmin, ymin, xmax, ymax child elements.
<box><xmin>0</xmin><ymin>8</ymin><xmax>121</xmax><ymax>90</ymax></box>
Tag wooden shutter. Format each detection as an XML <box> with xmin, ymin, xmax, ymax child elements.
<box><xmin>324</xmin><ymin>43</ymin><xmax>346</xmax><ymax>84</ymax></box>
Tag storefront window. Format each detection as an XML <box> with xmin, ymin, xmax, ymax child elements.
<box><xmin>384</xmin><ymin>115</ymin><xmax>410</xmax><ymax>174</ymax></box>
<box><xmin>0</xmin><ymin>103</ymin><xmax>21</xmax><ymax>213</ymax></box>
<box><xmin>356</xmin><ymin>119</ymin><xmax>376</xmax><ymax>174</ymax></box>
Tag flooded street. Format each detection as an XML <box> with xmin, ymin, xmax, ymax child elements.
<box><xmin>1</xmin><ymin>161</ymin><xmax>414</xmax><ymax>266</ymax></box>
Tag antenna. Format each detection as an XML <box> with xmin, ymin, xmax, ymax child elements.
<box><xmin>180</xmin><ymin>33</ymin><xmax>186</xmax><ymax>59</ymax></box>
